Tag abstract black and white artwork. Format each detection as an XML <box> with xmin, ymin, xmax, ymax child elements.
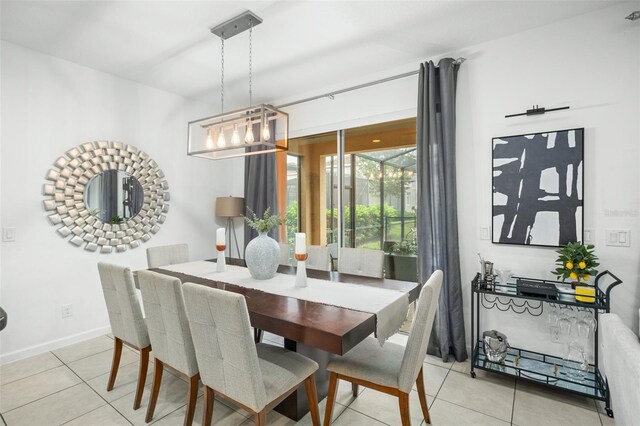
<box><xmin>492</xmin><ymin>128</ymin><xmax>583</xmax><ymax>247</ymax></box>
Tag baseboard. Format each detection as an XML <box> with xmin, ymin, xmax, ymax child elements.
<box><xmin>0</xmin><ymin>325</ymin><xmax>112</xmax><ymax>365</ymax></box>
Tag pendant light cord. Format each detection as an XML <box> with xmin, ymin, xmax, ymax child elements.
<box><xmin>248</xmin><ymin>19</ymin><xmax>253</xmax><ymax>106</ymax></box>
<box><xmin>220</xmin><ymin>36</ymin><xmax>225</xmax><ymax>114</ymax></box>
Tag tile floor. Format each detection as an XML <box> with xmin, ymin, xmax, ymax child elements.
<box><xmin>0</xmin><ymin>333</ymin><xmax>612</xmax><ymax>426</ymax></box>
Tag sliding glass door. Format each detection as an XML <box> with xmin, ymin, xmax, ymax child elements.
<box><xmin>278</xmin><ymin>118</ymin><xmax>417</xmax><ymax>274</ymax></box>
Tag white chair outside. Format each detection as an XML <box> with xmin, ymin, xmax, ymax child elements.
<box><xmin>327</xmin><ymin>243</ymin><xmax>338</xmax><ymax>270</ymax></box>
<box><xmin>297</xmin><ymin>245</ymin><xmax>331</xmax><ymax>271</ymax></box>
<box><xmin>97</xmin><ymin>262</ymin><xmax>151</xmax><ymax>410</ymax></box>
<box><xmin>146</xmin><ymin>243</ymin><xmax>189</xmax><ymax>268</ymax></box>
<box><xmin>138</xmin><ymin>270</ymin><xmax>200</xmax><ymax>425</ymax></box>
<box><xmin>337</xmin><ymin>247</ymin><xmax>384</xmax><ymax>278</ymax></box>
<box><xmin>183</xmin><ymin>283</ymin><xmax>321</xmax><ymax>426</ymax></box>
<box><xmin>278</xmin><ymin>242</ymin><xmax>291</xmax><ymax>266</ymax></box>
<box><xmin>323</xmin><ymin>270</ymin><xmax>444</xmax><ymax>426</ymax></box>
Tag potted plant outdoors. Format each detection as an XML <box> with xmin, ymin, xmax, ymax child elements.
<box><xmin>552</xmin><ymin>242</ymin><xmax>599</xmax><ymax>302</ymax></box>
<box><xmin>383</xmin><ymin>241</ymin><xmax>397</xmax><ymax>279</ymax></box>
<box><xmin>390</xmin><ymin>238</ymin><xmax>418</xmax><ymax>282</ymax></box>
<box><xmin>243</xmin><ymin>207</ymin><xmax>283</xmax><ymax>280</ymax></box>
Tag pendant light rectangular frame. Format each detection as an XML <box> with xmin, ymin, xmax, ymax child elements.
<box><xmin>187</xmin><ymin>104</ymin><xmax>288</xmax><ymax>160</ymax></box>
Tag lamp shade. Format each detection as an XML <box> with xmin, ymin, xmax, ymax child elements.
<box><xmin>215</xmin><ymin>196</ymin><xmax>244</xmax><ymax>217</ymax></box>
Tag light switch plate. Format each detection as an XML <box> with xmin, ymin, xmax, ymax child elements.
<box><xmin>583</xmin><ymin>229</ymin><xmax>594</xmax><ymax>243</ymax></box>
<box><xmin>480</xmin><ymin>227</ymin><xmax>491</xmax><ymax>240</ymax></box>
<box><xmin>605</xmin><ymin>229</ymin><xmax>630</xmax><ymax>247</ymax></box>
<box><xmin>2</xmin><ymin>228</ymin><xmax>16</xmax><ymax>242</ymax></box>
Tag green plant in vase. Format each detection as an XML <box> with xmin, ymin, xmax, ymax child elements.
<box><xmin>552</xmin><ymin>242</ymin><xmax>599</xmax><ymax>285</ymax></box>
<box><xmin>243</xmin><ymin>207</ymin><xmax>283</xmax><ymax>234</ymax></box>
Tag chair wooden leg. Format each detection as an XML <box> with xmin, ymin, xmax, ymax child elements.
<box><xmin>254</xmin><ymin>410</ymin><xmax>267</xmax><ymax>426</ymax></box>
<box><xmin>416</xmin><ymin>367</ymin><xmax>431</xmax><ymax>424</ymax></box>
<box><xmin>399</xmin><ymin>392</ymin><xmax>411</xmax><ymax>426</ymax></box>
<box><xmin>145</xmin><ymin>358</ymin><xmax>164</xmax><ymax>422</ymax></box>
<box><xmin>183</xmin><ymin>374</ymin><xmax>200</xmax><ymax>426</ymax></box>
<box><xmin>134</xmin><ymin>345</ymin><xmax>151</xmax><ymax>410</ymax></box>
<box><xmin>304</xmin><ymin>374</ymin><xmax>320</xmax><ymax>426</ymax></box>
<box><xmin>351</xmin><ymin>383</ymin><xmax>359</xmax><ymax>398</ymax></box>
<box><xmin>254</xmin><ymin>328</ymin><xmax>263</xmax><ymax>343</ymax></box>
<box><xmin>323</xmin><ymin>372</ymin><xmax>339</xmax><ymax>426</ymax></box>
<box><xmin>202</xmin><ymin>386</ymin><xmax>215</xmax><ymax>426</ymax></box>
<box><xmin>106</xmin><ymin>337</ymin><xmax>123</xmax><ymax>391</ymax></box>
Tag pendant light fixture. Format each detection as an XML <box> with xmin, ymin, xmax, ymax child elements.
<box><xmin>187</xmin><ymin>11</ymin><xmax>288</xmax><ymax>160</ymax></box>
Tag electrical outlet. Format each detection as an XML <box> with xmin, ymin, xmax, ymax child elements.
<box><xmin>550</xmin><ymin>326</ymin><xmax>561</xmax><ymax>343</ymax></box>
<box><xmin>61</xmin><ymin>304</ymin><xmax>73</xmax><ymax>319</ymax></box>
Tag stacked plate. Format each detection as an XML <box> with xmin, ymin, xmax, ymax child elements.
<box><xmin>555</xmin><ymin>283</ymin><xmax>576</xmax><ymax>302</ymax></box>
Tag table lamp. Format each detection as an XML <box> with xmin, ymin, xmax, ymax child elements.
<box><xmin>215</xmin><ymin>196</ymin><xmax>244</xmax><ymax>259</ymax></box>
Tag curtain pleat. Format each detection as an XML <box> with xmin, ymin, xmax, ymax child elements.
<box><xmin>417</xmin><ymin>59</ymin><xmax>467</xmax><ymax>362</ymax></box>
<box><xmin>244</xmin><ymin>121</ymin><xmax>279</xmax><ymax>247</ymax></box>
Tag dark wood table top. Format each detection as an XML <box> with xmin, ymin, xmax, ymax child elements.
<box><xmin>149</xmin><ymin>258</ymin><xmax>420</xmax><ymax>355</ymax></box>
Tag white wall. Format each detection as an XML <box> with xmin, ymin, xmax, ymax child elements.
<box><xmin>272</xmin><ymin>3</ymin><xmax>640</xmax><ymax>358</ymax></box>
<box><xmin>0</xmin><ymin>42</ymin><xmax>236</xmax><ymax>363</ymax></box>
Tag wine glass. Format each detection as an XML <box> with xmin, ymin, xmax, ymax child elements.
<box><xmin>548</xmin><ymin>304</ymin><xmax>560</xmax><ymax>327</ymax></box>
<box><xmin>576</xmin><ymin>310</ymin><xmax>597</xmax><ymax>339</ymax></box>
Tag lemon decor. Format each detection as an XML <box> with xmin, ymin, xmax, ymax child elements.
<box><xmin>552</xmin><ymin>242</ymin><xmax>599</xmax><ymax>285</ymax></box>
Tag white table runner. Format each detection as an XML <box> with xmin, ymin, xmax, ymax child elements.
<box><xmin>160</xmin><ymin>260</ymin><xmax>409</xmax><ymax>345</ymax></box>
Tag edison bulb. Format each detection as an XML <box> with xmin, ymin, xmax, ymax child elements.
<box><xmin>262</xmin><ymin>123</ymin><xmax>270</xmax><ymax>141</ymax></box>
<box><xmin>231</xmin><ymin>124</ymin><xmax>241</xmax><ymax>145</ymax></box>
<box><xmin>217</xmin><ymin>131</ymin><xmax>226</xmax><ymax>148</ymax></box>
<box><xmin>245</xmin><ymin>124</ymin><xmax>254</xmax><ymax>143</ymax></box>
<box><xmin>206</xmin><ymin>129</ymin><xmax>214</xmax><ymax>149</ymax></box>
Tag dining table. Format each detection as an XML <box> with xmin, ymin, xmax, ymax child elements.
<box><xmin>141</xmin><ymin>258</ymin><xmax>421</xmax><ymax>421</ymax></box>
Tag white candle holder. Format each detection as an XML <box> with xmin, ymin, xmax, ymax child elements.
<box><xmin>216</xmin><ymin>245</ymin><xmax>227</xmax><ymax>272</ymax></box>
<box><xmin>295</xmin><ymin>253</ymin><xmax>308</xmax><ymax>288</ymax></box>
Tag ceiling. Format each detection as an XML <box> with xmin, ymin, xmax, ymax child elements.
<box><xmin>1</xmin><ymin>1</ymin><xmax>619</xmax><ymax>108</ymax></box>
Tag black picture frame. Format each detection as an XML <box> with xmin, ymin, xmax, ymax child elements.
<box><xmin>491</xmin><ymin>127</ymin><xmax>584</xmax><ymax>248</ymax></box>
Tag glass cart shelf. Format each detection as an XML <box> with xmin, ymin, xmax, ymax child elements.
<box><xmin>470</xmin><ymin>270</ymin><xmax>622</xmax><ymax>418</ymax></box>
<box><xmin>474</xmin><ymin>343</ymin><xmax>606</xmax><ymax>399</ymax></box>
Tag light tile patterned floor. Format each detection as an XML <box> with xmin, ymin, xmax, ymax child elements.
<box><xmin>0</xmin><ymin>333</ymin><xmax>611</xmax><ymax>426</ymax></box>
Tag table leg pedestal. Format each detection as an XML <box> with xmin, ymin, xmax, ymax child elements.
<box><xmin>275</xmin><ymin>339</ymin><xmax>332</xmax><ymax>421</ymax></box>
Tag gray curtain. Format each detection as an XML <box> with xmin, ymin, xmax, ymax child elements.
<box><xmin>417</xmin><ymin>58</ymin><xmax>467</xmax><ymax>362</ymax></box>
<box><xmin>102</xmin><ymin>170</ymin><xmax>119</xmax><ymax>223</ymax></box>
<box><xmin>244</xmin><ymin>121</ymin><xmax>278</xmax><ymax>246</ymax></box>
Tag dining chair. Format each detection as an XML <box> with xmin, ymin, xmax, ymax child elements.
<box><xmin>297</xmin><ymin>245</ymin><xmax>331</xmax><ymax>271</ymax></box>
<box><xmin>337</xmin><ymin>247</ymin><xmax>384</xmax><ymax>278</ymax></box>
<box><xmin>146</xmin><ymin>243</ymin><xmax>189</xmax><ymax>268</ymax></box>
<box><xmin>182</xmin><ymin>283</ymin><xmax>321</xmax><ymax>426</ymax></box>
<box><xmin>97</xmin><ymin>263</ymin><xmax>151</xmax><ymax>410</ymax></box>
<box><xmin>323</xmin><ymin>270</ymin><xmax>443</xmax><ymax>426</ymax></box>
<box><xmin>327</xmin><ymin>243</ymin><xmax>338</xmax><ymax>271</ymax></box>
<box><xmin>278</xmin><ymin>242</ymin><xmax>291</xmax><ymax>266</ymax></box>
<box><xmin>137</xmin><ymin>270</ymin><xmax>200</xmax><ymax>425</ymax></box>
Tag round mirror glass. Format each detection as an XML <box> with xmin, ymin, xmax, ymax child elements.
<box><xmin>84</xmin><ymin>170</ymin><xmax>144</xmax><ymax>224</ymax></box>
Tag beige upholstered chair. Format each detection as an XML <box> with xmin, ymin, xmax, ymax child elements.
<box><xmin>324</xmin><ymin>270</ymin><xmax>443</xmax><ymax>426</ymax></box>
<box><xmin>278</xmin><ymin>242</ymin><xmax>291</xmax><ymax>266</ymax></box>
<box><xmin>146</xmin><ymin>244</ymin><xmax>189</xmax><ymax>268</ymax></box>
<box><xmin>183</xmin><ymin>283</ymin><xmax>321</xmax><ymax>426</ymax></box>
<box><xmin>138</xmin><ymin>271</ymin><xmax>200</xmax><ymax>425</ymax></box>
<box><xmin>97</xmin><ymin>263</ymin><xmax>151</xmax><ymax>410</ymax></box>
<box><xmin>337</xmin><ymin>247</ymin><xmax>384</xmax><ymax>278</ymax></box>
<box><xmin>299</xmin><ymin>245</ymin><xmax>331</xmax><ymax>271</ymax></box>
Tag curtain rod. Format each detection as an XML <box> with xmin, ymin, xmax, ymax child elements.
<box><xmin>275</xmin><ymin>57</ymin><xmax>465</xmax><ymax>109</ymax></box>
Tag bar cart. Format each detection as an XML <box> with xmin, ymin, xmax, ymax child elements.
<box><xmin>470</xmin><ymin>270</ymin><xmax>622</xmax><ymax>417</ymax></box>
